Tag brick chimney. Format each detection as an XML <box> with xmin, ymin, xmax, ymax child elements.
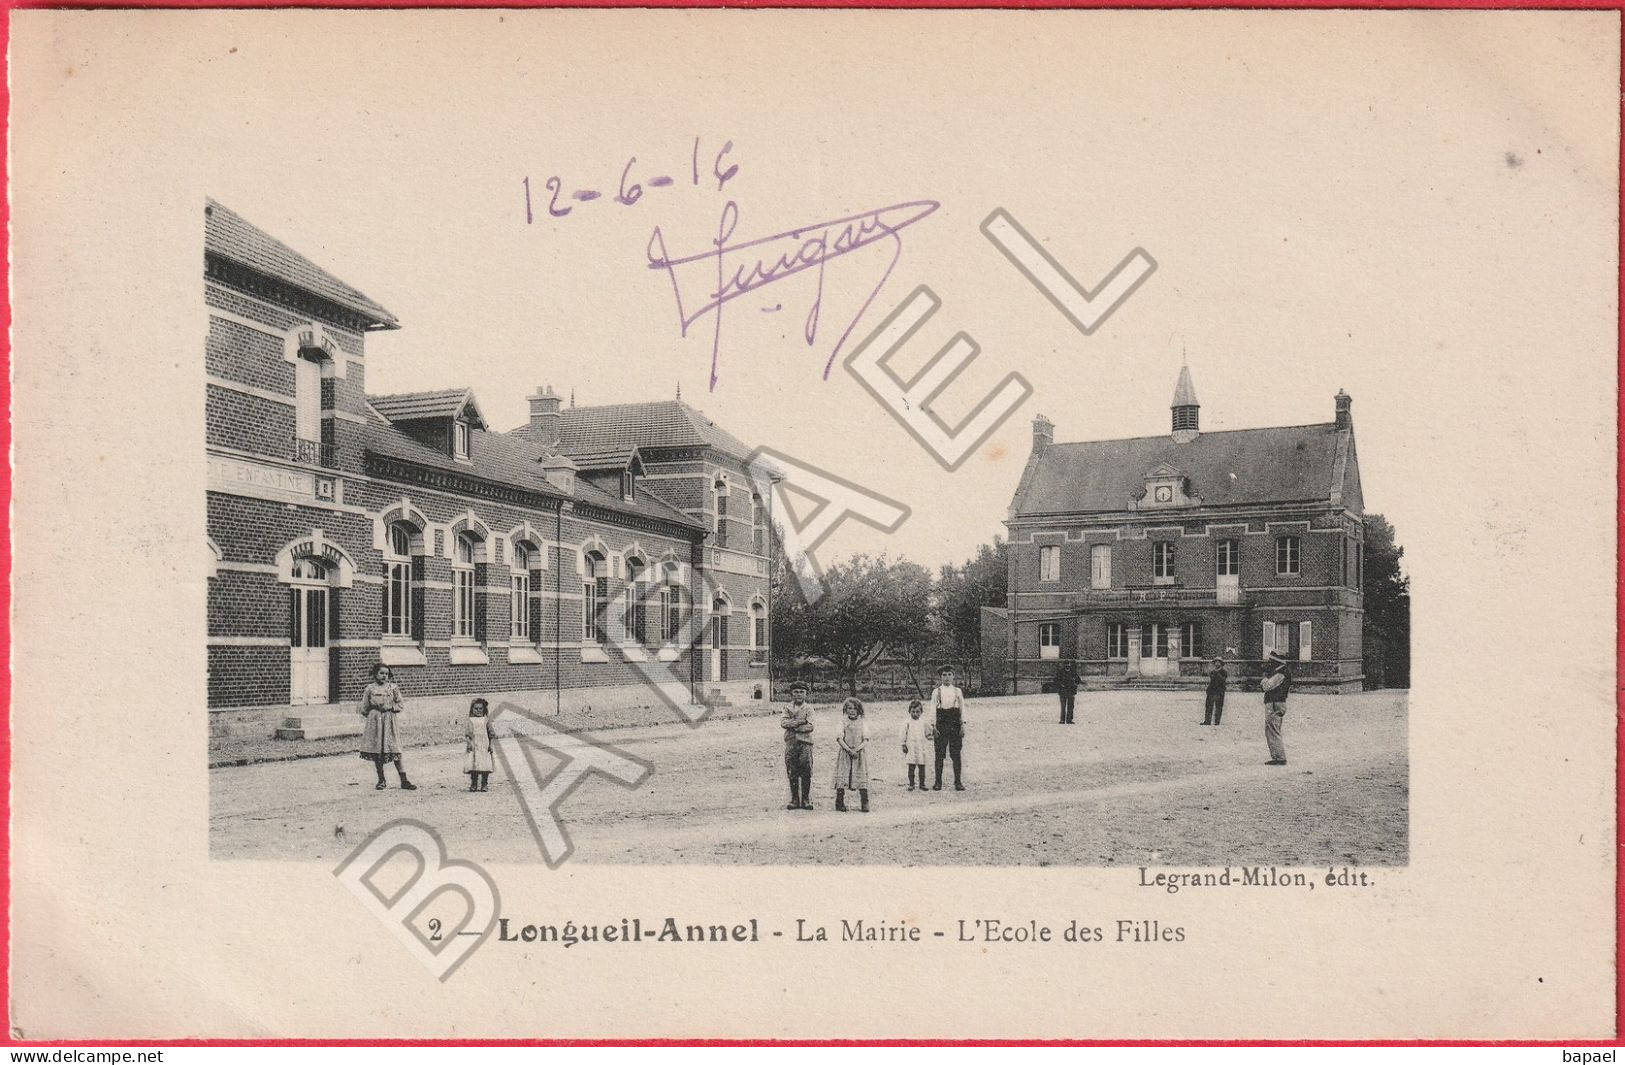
<box><xmin>1032</xmin><ymin>414</ymin><xmax>1054</xmax><ymax>451</ymax></box>
<box><xmin>1334</xmin><ymin>389</ymin><xmax>1353</xmax><ymax>429</ymax></box>
<box><xmin>529</xmin><ymin>385</ymin><xmax>562</xmax><ymax>446</ymax></box>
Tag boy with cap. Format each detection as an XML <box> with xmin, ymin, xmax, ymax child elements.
<box><xmin>928</xmin><ymin>665</ymin><xmax>967</xmax><ymax>791</ymax></box>
<box><xmin>781</xmin><ymin>680</ymin><xmax>816</xmax><ymax>809</ymax></box>
<box><xmin>1260</xmin><ymin>650</ymin><xmax>1292</xmax><ymax>765</ymax></box>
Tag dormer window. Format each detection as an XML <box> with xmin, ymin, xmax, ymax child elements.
<box><xmin>454</xmin><ymin>420</ymin><xmax>471</xmax><ymax>460</ymax></box>
<box><xmin>622</xmin><ymin>469</ymin><xmax>634</xmax><ymax>500</ymax></box>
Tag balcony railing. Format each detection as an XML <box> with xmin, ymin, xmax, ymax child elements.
<box><xmin>291</xmin><ymin>437</ymin><xmax>338</xmax><ymax>469</ymax></box>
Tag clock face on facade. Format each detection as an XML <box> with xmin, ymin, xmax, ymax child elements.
<box><xmin>1155</xmin><ymin>485</ymin><xmax>1173</xmax><ymax>503</ymax></box>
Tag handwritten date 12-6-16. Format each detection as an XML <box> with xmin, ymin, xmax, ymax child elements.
<box><xmin>522</xmin><ymin>138</ymin><xmax>739</xmax><ymax>223</ymax></box>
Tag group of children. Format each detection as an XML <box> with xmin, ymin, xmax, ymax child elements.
<box><xmin>780</xmin><ymin>665</ymin><xmax>968</xmax><ymax>813</ymax></box>
<box><xmin>355</xmin><ymin>662</ymin><xmax>497</xmax><ymax>792</ymax></box>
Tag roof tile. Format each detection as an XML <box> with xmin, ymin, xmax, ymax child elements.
<box><xmin>204</xmin><ymin>200</ymin><xmax>400</xmax><ymax>329</ymax></box>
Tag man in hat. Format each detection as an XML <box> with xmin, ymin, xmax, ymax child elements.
<box><xmin>928</xmin><ymin>665</ymin><xmax>967</xmax><ymax>791</ymax></box>
<box><xmin>1054</xmin><ymin>659</ymin><xmax>1080</xmax><ymax>725</ymax></box>
<box><xmin>1260</xmin><ymin>650</ymin><xmax>1292</xmax><ymax>765</ymax></box>
<box><xmin>781</xmin><ymin>680</ymin><xmax>816</xmax><ymax>809</ymax></box>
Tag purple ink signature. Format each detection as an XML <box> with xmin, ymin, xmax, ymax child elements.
<box><xmin>646</xmin><ymin>199</ymin><xmax>939</xmax><ymax>390</ymax></box>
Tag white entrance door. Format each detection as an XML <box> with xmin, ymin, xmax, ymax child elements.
<box><xmin>289</xmin><ymin>560</ymin><xmax>330</xmax><ymax>705</ymax></box>
<box><xmin>1140</xmin><ymin>622</ymin><xmax>1169</xmax><ymax>676</ymax></box>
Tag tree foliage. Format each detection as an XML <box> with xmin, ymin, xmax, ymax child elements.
<box><xmin>1361</xmin><ymin>513</ymin><xmax>1410</xmax><ymax>688</ymax></box>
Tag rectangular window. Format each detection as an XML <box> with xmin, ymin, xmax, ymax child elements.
<box><xmin>1107</xmin><ymin>622</ymin><xmax>1128</xmax><ymax>659</ymax></box>
<box><xmin>627</xmin><ymin>587</ymin><xmax>648</xmax><ymax>644</ymax></box>
<box><xmin>1357</xmin><ymin>543</ymin><xmax>1364</xmax><ymax>588</ymax></box>
<box><xmin>1153</xmin><ymin>541</ymin><xmax>1175</xmax><ymax>582</ymax></box>
<box><xmin>294</xmin><ymin>356</ymin><xmax>322</xmax><ymax>446</ymax></box>
<box><xmin>1090</xmin><ymin>544</ymin><xmax>1111</xmax><ymax>589</ymax></box>
<box><xmin>1298</xmin><ymin>621</ymin><xmax>1313</xmax><ymax>662</ymax></box>
<box><xmin>384</xmin><ymin>560</ymin><xmax>412</xmax><ymax>637</ymax></box>
<box><xmin>454</xmin><ymin>420</ymin><xmax>470</xmax><ymax>459</ymax></box>
<box><xmin>1216</xmin><ymin>539</ymin><xmax>1239</xmax><ymax>577</ymax></box>
<box><xmin>510</xmin><ymin>573</ymin><xmax>530</xmax><ymax>640</ymax></box>
<box><xmin>1039</xmin><ymin>544</ymin><xmax>1061</xmax><ymax>582</ymax></box>
<box><xmin>1276</xmin><ymin>536</ymin><xmax>1301</xmax><ymax>576</ymax></box>
<box><xmin>1262</xmin><ymin>620</ymin><xmax>1277</xmax><ymax>656</ymax></box>
<box><xmin>1039</xmin><ymin>622</ymin><xmax>1061</xmax><ymax>659</ymax></box>
<box><xmin>453</xmin><ymin>569</ymin><xmax>476</xmax><ymax>639</ymax></box>
<box><xmin>1180</xmin><ymin>620</ymin><xmax>1199</xmax><ymax>658</ymax></box>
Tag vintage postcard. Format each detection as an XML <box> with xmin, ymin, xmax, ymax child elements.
<box><xmin>7</xmin><ymin>7</ymin><xmax>1618</xmax><ymax>1041</ymax></box>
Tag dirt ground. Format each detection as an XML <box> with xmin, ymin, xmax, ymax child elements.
<box><xmin>209</xmin><ymin>689</ymin><xmax>1408</xmax><ymax>867</ymax></box>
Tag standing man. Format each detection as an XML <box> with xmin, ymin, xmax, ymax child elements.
<box><xmin>929</xmin><ymin>666</ymin><xmax>967</xmax><ymax>791</ymax></box>
<box><xmin>1260</xmin><ymin>650</ymin><xmax>1292</xmax><ymax>765</ymax></box>
<box><xmin>1055</xmin><ymin>659</ymin><xmax>1080</xmax><ymax>725</ymax></box>
<box><xmin>1203</xmin><ymin>656</ymin><xmax>1228</xmax><ymax>726</ymax></box>
<box><xmin>781</xmin><ymin>680</ymin><xmax>816</xmax><ymax>809</ymax></box>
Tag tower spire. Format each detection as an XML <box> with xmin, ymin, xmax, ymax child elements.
<box><xmin>1171</xmin><ymin>362</ymin><xmax>1200</xmax><ymax>441</ymax></box>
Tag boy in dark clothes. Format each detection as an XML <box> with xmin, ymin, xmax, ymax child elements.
<box><xmin>781</xmin><ymin>680</ymin><xmax>816</xmax><ymax>809</ymax></box>
<box><xmin>1203</xmin><ymin>657</ymin><xmax>1228</xmax><ymax>725</ymax></box>
<box><xmin>1055</xmin><ymin>660</ymin><xmax>1080</xmax><ymax>725</ymax></box>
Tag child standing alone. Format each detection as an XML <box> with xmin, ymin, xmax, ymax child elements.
<box><xmin>900</xmin><ymin>699</ymin><xmax>928</xmax><ymax>791</ymax></box>
<box><xmin>465</xmin><ymin>697</ymin><xmax>494</xmax><ymax>792</ymax></box>
<box><xmin>833</xmin><ymin>697</ymin><xmax>871</xmax><ymax>812</ymax></box>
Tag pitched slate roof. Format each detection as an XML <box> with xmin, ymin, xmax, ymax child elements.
<box><xmin>370</xmin><ymin>389</ymin><xmax>486</xmax><ymax>428</ymax></box>
<box><xmin>541</xmin><ymin>400</ymin><xmax>756</xmax><ymax>462</ymax></box>
<box><xmin>204</xmin><ymin>199</ymin><xmax>400</xmax><ymax>330</ymax></box>
<box><xmin>362</xmin><ymin>417</ymin><xmax>701</xmax><ymax>531</ymax></box>
<box><xmin>1013</xmin><ymin>423</ymin><xmax>1346</xmax><ymax>517</ymax></box>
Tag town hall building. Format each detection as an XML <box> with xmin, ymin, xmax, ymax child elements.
<box><xmin>205</xmin><ymin>201</ymin><xmax>773</xmax><ymax>722</ymax></box>
<box><xmin>983</xmin><ymin>366</ymin><xmax>1366</xmax><ymax>693</ymax></box>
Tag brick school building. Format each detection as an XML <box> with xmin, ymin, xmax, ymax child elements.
<box><xmin>205</xmin><ymin>201</ymin><xmax>774</xmax><ymax>720</ymax></box>
<box><xmin>983</xmin><ymin>365</ymin><xmax>1366</xmax><ymax>694</ymax></box>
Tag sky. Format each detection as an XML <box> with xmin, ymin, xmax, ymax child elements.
<box><xmin>30</xmin><ymin>9</ymin><xmax>1620</xmax><ymax>572</ymax></box>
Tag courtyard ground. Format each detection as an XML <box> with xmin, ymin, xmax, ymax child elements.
<box><xmin>208</xmin><ymin>689</ymin><xmax>1408</xmax><ymax>867</ymax></box>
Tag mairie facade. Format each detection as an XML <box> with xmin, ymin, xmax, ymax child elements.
<box><xmin>984</xmin><ymin>366</ymin><xmax>1365</xmax><ymax>693</ymax></box>
<box><xmin>206</xmin><ymin>201</ymin><xmax>773</xmax><ymax>713</ymax></box>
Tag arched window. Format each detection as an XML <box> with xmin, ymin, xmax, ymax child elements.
<box><xmin>714</xmin><ymin>479</ymin><xmax>728</xmax><ymax>549</ymax></box>
<box><xmin>452</xmin><ymin>532</ymin><xmax>481</xmax><ymax>640</ymax></box>
<box><xmin>660</xmin><ymin>561</ymin><xmax>685</xmax><ymax>644</ymax></box>
<box><xmin>510</xmin><ymin>542</ymin><xmax>533</xmax><ymax>642</ymax></box>
<box><xmin>750</xmin><ymin>600</ymin><xmax>768</xmax><ymax>663</ymax></box>
<box><xmin>624</xmin><ymin>557</ymin><xmax>646</xmax><ymax>644</ymax></box>
<box><xmin>582</xmin><ymin>551</ymin><xmax>608</xmax><ymax>644</ymax></box>
<box><xmin>383</xmin><ymin>523</ymin><xmax>418</xmax><ymax>640</ymax></box>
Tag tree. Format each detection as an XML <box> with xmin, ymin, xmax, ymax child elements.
<box><xmin>1361</xmin><ymin>513</ymin><xmax>1410</xmax><ymax>688</ymax></box>
<box><xmin>937</xmin><ymin>538</ymin><xmax>1009</xmax><ymax>685</ymax></box>
<box><xmin>792</xmin><ymin>554</ymin><xmax>933</xmax><ymax>695</ymax></box>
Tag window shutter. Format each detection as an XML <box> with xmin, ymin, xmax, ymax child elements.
<box><xmin>1262</xmin><ymin>621</ymin><xmax>1276</xmax><ymax>656</ymax></box>
<box><xmin>410</xmin><ymin>556</ymin><xmax>426</xmax><ymax>644</ymax></box>
<box><xmin>474</xmin><ymin>563</ymin><xmax>488</xmax><ymax>644</ymax></box>
<box><xmin>529</xmin><ymin>570</ymin><xmax>543</xmax><ymax>644</ymax></box>
<box><xmin>1298</xmin><ymin>621</ymin><xmax>1312</xmax><ymax>662</ymax></box>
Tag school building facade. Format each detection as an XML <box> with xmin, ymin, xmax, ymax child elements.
<box><xmin>983</xmin><ymin>366</ymin><xmax>1366</xmax><ymax>694</ymax></box>
<box><xmin>205</xmin><ymin>200</ymin><xmax>774</xmax><ymax>720</ymax></box>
